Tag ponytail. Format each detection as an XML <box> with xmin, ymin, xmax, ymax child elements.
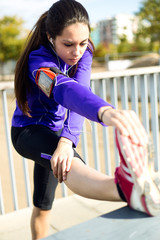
<box><xmin>14</xmin><ymin>11</ymin><xmax>48</xmax><ymax>116</ymax></box>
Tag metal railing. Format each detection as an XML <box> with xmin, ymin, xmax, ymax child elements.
<box><xmin>0</xmin><ymin>65</ymin><xmax>160</xmax><ymax>215</ymax></box>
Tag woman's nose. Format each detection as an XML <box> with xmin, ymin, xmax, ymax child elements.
<box><xmin>72</xmin><ymin>46</ymin><xmax>80</xmax><ymax>56</ymax></box>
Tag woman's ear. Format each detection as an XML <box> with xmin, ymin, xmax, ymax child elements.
<box><xmin>46</xmin><ymin>32</ymin><xmax>50</xmax><ymax>40</ymax></box>
<box><xmin>47</xmin><ymin>33</ymin><xmax>54</xmax><ymax>45</ymax></box>
<box><xmin>46</xmin><ymin>32</ymin><xmax>52</xmax><ymax>43</ymax></box>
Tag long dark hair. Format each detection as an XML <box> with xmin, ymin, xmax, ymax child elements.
<box><xmin>14</xmin><ymin>0</ymin><xmax>94</xmax><ymax>116</ymax></box>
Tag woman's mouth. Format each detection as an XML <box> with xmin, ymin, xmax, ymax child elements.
<box><xmin>69</xmin><ymin>58</ymin><xmax>79</xmax><ymax>64</ymax></box>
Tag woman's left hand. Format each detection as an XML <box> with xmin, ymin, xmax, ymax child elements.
<box><xmin>50</xmin><ymin>137</ymin><xmax>74</xmax><ymax>183</ymax></box>
<box><xmin>99</xmin><ymin>107</ymin><xmax>148</xmax><ymax>147</ymax></box>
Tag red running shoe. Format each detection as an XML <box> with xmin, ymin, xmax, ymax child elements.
<box><xmin>115</xmin><ymin>128</ymin><xmax>160</xmax><ymax>216</ymax></box>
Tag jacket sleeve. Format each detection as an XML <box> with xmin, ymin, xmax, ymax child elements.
<box><xmin>53</xmin><ymin>49</ymin><xmax>114</xmax><ymax>146</ymax></box>
<box><xmin>60</xmin><ymin>49</ymin><xmax>92</xmax><ymax>146</ymax></box>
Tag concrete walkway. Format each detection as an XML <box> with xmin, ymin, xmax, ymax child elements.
<box><xmin>44</xmin><ymin>204</ymin><xmax>160</xmax><ymax>240</ymax></box>
<box><xmin>0</xmin><ymin>195</ymin><xmax>126</xmax><ymax>240</ymax></box>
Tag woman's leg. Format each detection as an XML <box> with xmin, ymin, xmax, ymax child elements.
<box><xmin>31</xmin><ymin>163</ymin><xmax>58</xmax><ymax>240</ymax></box>
<box><xmin>31</xmin><ymin>207</ymin><xmax>51</xmax><ymax>240</ymax></box>
<box><xmin>11</xmin><ymin>126</ymin><xmax>60</xmax><ymax>240</ymax></box>
<box><xmin>30</xmin><ymin>158</ymin><xmax>120</xmax><ymax>240</ymax></box>
<box><xmin>65</xmin><ymin>157</ymin><xmax>121</xmax><ymax>201</ymax></box>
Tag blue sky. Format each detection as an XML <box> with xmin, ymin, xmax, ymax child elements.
<box><xmin>0</xmin><ymin>0</ymin><xmax>143</xmax><ymax>29</ymax></box>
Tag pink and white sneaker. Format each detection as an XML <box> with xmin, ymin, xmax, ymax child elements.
<box><xmin>114</xmin><ymin>128</ymin><xmax>160</xmax><ymax>216</ymax></box>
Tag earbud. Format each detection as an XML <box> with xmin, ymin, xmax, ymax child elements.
<box><xmin>49</xmin><ymin>38</ymin><xmax>54</xmax><ymax>46</ymax></box>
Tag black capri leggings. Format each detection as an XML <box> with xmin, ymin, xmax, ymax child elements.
<box><xmin>11</xmin><ymin>125</ymin><xmax>83</xmax><ymax>210</ymax></box>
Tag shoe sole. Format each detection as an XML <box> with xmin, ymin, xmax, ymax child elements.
<box><xmin>115</xmin><ymin>129</ymin><xmax>160</xmax><ymax>216</ymax></box>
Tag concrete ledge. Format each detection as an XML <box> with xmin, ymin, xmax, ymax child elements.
<box><xmin>45</xmin><ymin>206</ymin><xmax>160</xmax><ymax>240</ymax></box>
<box><xmin>49</xmin><ymin>195</ymin><xmax>126</xmax><ymax>234</ymax></box>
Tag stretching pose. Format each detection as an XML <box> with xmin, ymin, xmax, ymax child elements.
<box><xmin>11</xmin><ymin>0</ymin><xmax>160</xmax><ymax>239</ymax></box>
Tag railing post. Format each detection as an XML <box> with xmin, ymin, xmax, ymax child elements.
<box><xmin>110</xmin><ymin>78</ymin><xmax>119</xmax><ymax>167</ymax></box>
<box><xmin>81</xmin><ymin>122</ymin><xmax>89</xmax><ymax>165</ymax></box>
<box><xmin>22</xmin><ymin>157</ymin><xmax>32</xmax><ymax>207</ymax></box>
<box><xmin>150</xmin><ymin>74</ymin><xmax>159</xmax><ymax>171</ymax></box>
<box><xmin>61</xmin><ymin>182</ymin><xmax>68</xmax><ymax>197</ymax></box>
<box><xmin>91</xmin><ymin>81</ymin><xmax>101</xmax><ymax>171</ymax></box>
<box><xmin>140</xmin><ymin>75</ymin><xmax>149</xmax><ymax>133</ymax></box>
<box><xmin>2</xmin><ymin>90</ymin><xmax>18</xmax><ymax>210</ymax></box>
<box><xmin>120</xmin><ymin>76</ymin><xmax>128</xmax><ymax>109</ymax></box>
<box><xmin>100</xmin><ymin>79</ymin><xmax>111</xmax><ymax>175</ymax></box>
<box><xmin>0</xmin><ymin>177</ymin><xmax>5</xmax><ymax>214</ymax></box>
<box><xmin>131</xmin><ymin>75</ymin><xmax>139</xmax><ymax>115</ymax></box>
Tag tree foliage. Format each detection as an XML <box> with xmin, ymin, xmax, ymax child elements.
<box><xmin>0</xmin><ymin>16</ymin><xmax>27</xmax><ymax>62</ymax></box>
<box><xmin>93</xmin><ymin>43</ymin><xmax>108</xmax><ymax>59</ymax></box>
<box><xmin>117</xmin><ymin>34</ymin><xmax>132</xmax><ymax>54</ymax></box>
<box><xmin>136</xmin><ymin>0</ymin><xmax>160</xmax><ymax>49</ymax></box>
<box><xmin>93</xmin><ymin>43</ymin><xmax>117</xmax><ymax>61</ymax></box>
<box><xmin>117</xmin><ymin>34</ymin><xmax>150</xmax><ymax>56</ymax></box>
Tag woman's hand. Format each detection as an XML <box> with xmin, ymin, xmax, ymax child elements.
<box><xmin>98</xmin><ymin>107</ymin><xmax>148</xmax><ymax>146</ymax></box>
<box><xmin>50</xmin><ymin>137</ymin><xmax>74</xmax><ymax>183</ymax></box>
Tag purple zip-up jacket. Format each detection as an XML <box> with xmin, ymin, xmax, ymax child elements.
<box><xmin>12</xmin><ymin>44</ymin><xmax>113</xmax><ymax>147</ymax></box>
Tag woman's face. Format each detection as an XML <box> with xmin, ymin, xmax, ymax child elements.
<box><xmin>54</xmin><ymin>23</ymin><xmax>89</xmax><ymax>65</ymax></box>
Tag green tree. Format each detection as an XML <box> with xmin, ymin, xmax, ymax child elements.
<box><xmin>136</xmin><ymin>0</ymin><xmax>160</xmax><ymax>50</ymax></box>
<box><xmin>117</xmin><ymin>34</ymin><xmax>132</xmax><ymax>55</ymax></box>
<box><xmin>0</xmin><ymin>16</ymin><xmax>27</xmax><ymax>74</ymax></box>
<box><xmin>118</xmin><ymin>34</ymin><xmax>150</xmax><ymax>55</ymax></box>
<box><xmin>93</xmin><ymin>43</ymin><xmax>118</xmax><ymax>62</ymax></box>
<box><xmin>93</xmin><ymin>43</ymin><xmax>108</xmax><ymax>62</ymax></box>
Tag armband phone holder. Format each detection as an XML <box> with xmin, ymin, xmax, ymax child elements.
<box><xmin>35</xmin><ymin>67</ymin><xmax>66</xmax><ymax>98</ymax></box>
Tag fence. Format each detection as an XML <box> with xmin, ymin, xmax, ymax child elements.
<box><xmin>0</xmin><ymin>65</ymin><xmax>160</xmax><ymax>215</ymax></box>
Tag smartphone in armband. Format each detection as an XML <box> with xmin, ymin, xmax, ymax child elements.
<box><xmin>35</xmin><ymin>68</ymin><xmax>57</xmax><ymax>98</ymax></box>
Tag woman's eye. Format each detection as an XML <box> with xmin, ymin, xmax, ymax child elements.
<box><xmin>64</xmin><ymin>44</ymin><xmax>72</xmax><ymax>47</ymax></box>
<box><xmin>80</xmin><ymin>42</ymin><xmax>88</xmax><ymax>46</ymax></box>
<box><xmin>64</xmin><ymin>42</ymin><xmax>88</xmax><ymax>47</ymax></box>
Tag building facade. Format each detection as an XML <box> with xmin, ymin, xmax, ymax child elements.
<box><xmin>91</xmin><ymin>14</ymin><xmax>138</xmax><ymax>46</ymax></box>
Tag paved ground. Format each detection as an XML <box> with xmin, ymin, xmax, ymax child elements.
<box><xmin>44</xmin><ymin>204</ymin><xmax>160</xmax><ymax>240</ymax></box>
<box><xmin>0</xmin><ymin>194</ymin><xmax>126</xmax><ymax>240</ymax></box>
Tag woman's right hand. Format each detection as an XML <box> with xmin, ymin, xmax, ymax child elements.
<box><xmin>98</xmin><ymin>107</ymin><xmax>148</xmax><ymax>147</ymax></box>
<box><xmin>50</xmin><ymin>137</ymin><xmax>74</xmax><ymax>183</ymax></box>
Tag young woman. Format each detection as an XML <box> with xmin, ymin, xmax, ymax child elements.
<box><xmin>11</xmin><ymin>0</ymin><xmax>160</xmax><ymax>239</ymax></box>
